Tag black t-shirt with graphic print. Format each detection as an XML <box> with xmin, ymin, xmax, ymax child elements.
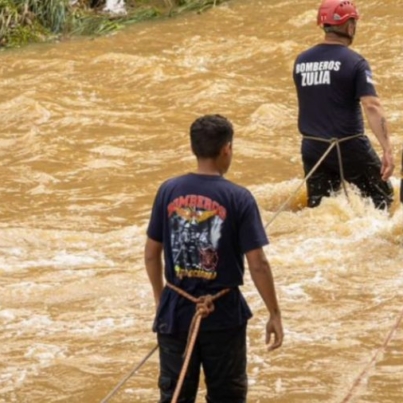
<box><xmin>293</xmin><ymin>44</ymin><xmax>378</xmax><ymax>165</ymax></box>
<box><xmin>147</xmin><ymin>173</ymin><xmax>268</xmax><ymax>334</ymax></box>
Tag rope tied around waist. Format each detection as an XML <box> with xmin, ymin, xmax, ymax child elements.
<box><xmin>303</xmin><ymin>133</ymin><xmax>364</xmax><ymax>202</ymax></box>
<box><xmin>98</xmin><ymin>284</ymin><xmax>229</xmax><ymax>403</ymax></box>
<box><xmin>302</xmin><ymin>133</ymin><xmax>363</xmax><ymax>144</ymax></box>
<box><xmin>166</xmin><ymin>282</ymin><xmax>230</xmax><ymax>355</ymax></box>
<box><xmin>166</xmin><ymin>282</ymin><xmax>230</xmax><ymax>403</ymax></box>
<box><xmin>264</xmin><ymin>133</ymin><xmax>364</xmax><ymax>229</ymax></box>
<box><xmin>167</xmin><ymin>281</ymin><xmax>229</xmax><ymax>306</ymax></box>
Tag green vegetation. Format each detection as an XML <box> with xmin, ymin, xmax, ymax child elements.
<box><xmin>0</xmin><ymin>0</ymin><xmax>229</xmax><ymax>49</ymax></box>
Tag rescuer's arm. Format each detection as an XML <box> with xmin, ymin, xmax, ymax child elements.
<box><xmin>361</xmin><ymin>95</ymin><xmax>395</xmax><ymax>180</ymax></box>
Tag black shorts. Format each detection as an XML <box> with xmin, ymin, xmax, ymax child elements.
<box><xmin>157</xmin><ymin>324</ymin><xmax>247</xmax><ymax>403</ymax></box>
<box><xmin>303</xmin><ymin>147</ymin><xmax>394</xmax><ymax>209</ymax></box>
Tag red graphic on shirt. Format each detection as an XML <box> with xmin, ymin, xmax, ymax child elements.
<box><xmin>168</xmin><ymin>195</ymin><xmax>226</xmax><ymax>280</ymax></box>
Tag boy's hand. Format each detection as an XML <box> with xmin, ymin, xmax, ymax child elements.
<box><xmin>266</xmin><ymin>315</ymin><xmax>283</xmax><ymax>351</ymax></box>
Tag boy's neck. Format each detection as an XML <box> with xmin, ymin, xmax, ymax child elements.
<box><xmin>195</xmin><ymin>160</ymin><xmax>224</xmax><ymax>176</ymax></box>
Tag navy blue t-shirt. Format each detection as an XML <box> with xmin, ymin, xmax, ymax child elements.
<box><xmin>147</xmin><ymin>173</ymin><xmax>269</xmax><ymax>334</ymax></box>
<box><xmin>293</xmin><ymin>44</ymin><xmax>377</xmax><ymax>164</ymax></box>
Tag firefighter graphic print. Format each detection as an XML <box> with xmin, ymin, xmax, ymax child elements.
<box><xmin>168</xmin><ymin>194</ymin><xmax>226</xmax><ymax>280</ymax></box>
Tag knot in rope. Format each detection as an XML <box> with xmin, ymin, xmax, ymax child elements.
<box><xmin>195</xmin><ymin>295</ymin><xmax>215</xmax><ymax>318</ymax></box>
<box><xmin>165</xmin><ymin>282</ymin><xmax>230</xmax><ymax>403</ymax></box>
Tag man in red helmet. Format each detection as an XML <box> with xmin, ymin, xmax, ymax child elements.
<box><xmin>293</xmin><ymin>0</ymin><xmax>395</xmax><ymax>209</ymax></box>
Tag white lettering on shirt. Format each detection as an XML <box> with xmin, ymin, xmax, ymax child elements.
<box><xmin>295</xmin><ymin>61</ymin><xmax>341</xmax><ymax>86</ymax></box>
<box><xmin>301</xmin><ymin>70</ymin><xmax>331</xmax><ymax>86</ymax></box>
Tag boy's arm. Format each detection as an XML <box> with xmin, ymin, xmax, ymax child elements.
<box><xmin>144</xmin><ymin>237</ymin><xmax>164</xmax><ymax>309</ymax></box>
<box><xmin>246</xmin><ymin>247</ymin><xmax>283</xmax><ymax>351</ymax></box>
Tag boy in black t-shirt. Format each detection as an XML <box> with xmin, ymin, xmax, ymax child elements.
<box><xmin>144</xmin><ymin>114</ymin><xmax>283</xmax><ymax>403</ymax></box>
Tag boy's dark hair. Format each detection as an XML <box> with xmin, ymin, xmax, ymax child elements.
<box><xmin>190</xmin><ymin>114</ymin><xmax>233</xmax><ymax>159</ymax></box>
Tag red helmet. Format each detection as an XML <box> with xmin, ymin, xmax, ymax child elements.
<box><xmin>317</xmin><ymin>0</ymin><xmax>359</xmax><ymax>26</ymax></box>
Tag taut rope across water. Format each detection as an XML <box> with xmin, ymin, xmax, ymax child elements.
<box><xmin>99</xmin><ymin>345</ymin><xmax>158</xmax><ymax>403</ymax></box>
<box><xmin>340</xmin><ymin>306</ymin><xmax>403</xmax><ymax>403</ymax></box>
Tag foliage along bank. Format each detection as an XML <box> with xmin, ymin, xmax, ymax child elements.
<box><xmin>0</xmin><ymin>0</ymin><xmax>229</xmax><ymax>49</ymax></box>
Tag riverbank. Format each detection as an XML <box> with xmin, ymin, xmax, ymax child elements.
<box><xmin>0</xmin><ymin>0</ymin><xmax>229</xmax><ymax>49</ymax></box>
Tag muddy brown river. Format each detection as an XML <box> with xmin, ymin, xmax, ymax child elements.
<box><xmin>1</xmin><ymin>0</ymin><xmax>403</xmax><ymax>402</ymax></box>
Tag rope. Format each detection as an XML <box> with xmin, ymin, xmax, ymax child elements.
<box><xmin>99</xmin><ymin>344</ymin><xmax>158</xmax><ymax>403</ymax></box>
<box><xmin>99</xmin><ymin>285</ymin><xmax>228</xmax><ymax>403</ymax></box>
<box><xmin>265</xmin><ymin>134</ymin><xmax>363</xmax><ymax>229</ymax></box>
<box><xmin>166</xmin><ymin>282</ymin><xmax>230</xmax><ymax>403</ymax></box>
<box><xmin>340</xmin><ymin>306</ymin><xmax>403</xmax><ymax>403</ymax></box>
<box><xmin>303</xmin><ymin>134</ymin><xmax>362</xmax><ymax>201</ymax></box>
<box><xmin>265</xmin><ymin>140</ymin><xmax>335</xmax><ymax>229</ymax></box>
